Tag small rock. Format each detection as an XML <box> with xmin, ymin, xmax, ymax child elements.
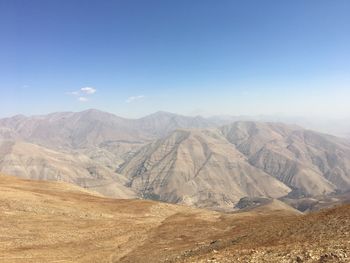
<box><xmin>296</xmin><ymin>255</ymin><xmax>303</xmax><ymax>263</ymax></box>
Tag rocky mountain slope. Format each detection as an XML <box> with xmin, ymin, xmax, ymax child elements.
<box><xmin>0</xmin><ymin>109</ymin><xmax>219</xmax><ymax>149</ymax></box>
<box><xmin>1</xmin><ymin>174</ymin><xmax>348</xmax><ymax>263</ymax></box>
<box><xmin>0</xmin><ymin>140</ymin><xmax>135</xmax><ymax>198</ymax></box>
<box><xmin>181</xmin><ymin>203</ymin><xmax>350</xmax><ymax>263</ymax></box>
<box><xmin>1</xmin><ymin>110</ymin><xmax>350</xmax><ymax>210</ymax></box>
<box><xmin>221</xmin><ymin>121</ymin><xmax>350</xmax><ymax>196</ymax></box>
<box><xmin>119</xmin><ymin>129</ymin><xmax>290</xmax><ymax>209</ymax></box>
<box><xmin>120</xmin><ymin>122</ymin><xmax>350</xmax><ymax>209</ymax></box>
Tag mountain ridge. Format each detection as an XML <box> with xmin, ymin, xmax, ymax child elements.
<box><xmin>1</xmin><ymin>109</ymin><xmax>350</xmax><ymax>210</ymax></box>
<box><xmin>120</xmin><ymin>125</ymin><xmax>350</xmax><ymax>209</ymax></box>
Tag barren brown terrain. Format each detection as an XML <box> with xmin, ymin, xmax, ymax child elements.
<box><xmin>2</xmin><ymin>111</ymin><xmax>350</xmax><ymax>211</ymax></box>
<box><xmin>1</xmin><ymin>174</ymin><xmax>349</xmax><ymax>263</ymax></box>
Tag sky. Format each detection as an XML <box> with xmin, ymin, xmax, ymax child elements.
<box><xmin>0</xmin><ymin>0</ymin><xmax>350</xmax><ymax>118</ymax></box>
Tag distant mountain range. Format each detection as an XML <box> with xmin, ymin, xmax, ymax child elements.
<box><xmin>0</xmin><ymin>109</ymin><xmax>349</xmax><ymax>210</ymax></box>
<box><xmin>0</xmin><ymin>109</ymin><xmax>223</xmax><ymax>148</ymax></box>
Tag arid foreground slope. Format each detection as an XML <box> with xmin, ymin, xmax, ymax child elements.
<box><xmin>0</xmin><ymin>174</ymin><xmax>349</xmax><ymax>263</ymax></box>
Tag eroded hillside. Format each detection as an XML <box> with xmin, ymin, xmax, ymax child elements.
<box><xmin>1</xmin><ymin>110</ymin><xmax>350</xmax><ymax>210</ymax></box>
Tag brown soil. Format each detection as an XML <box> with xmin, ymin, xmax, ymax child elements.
<box><xmin>1</xmin><ymin>174</ymin><xmax>349</xmax><ymax>263</ymax></box>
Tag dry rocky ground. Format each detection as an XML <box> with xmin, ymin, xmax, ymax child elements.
<box><xmin>0</xmin><ymin>174</ymin><xmax>349</xmax><ymax>263</ymax></box>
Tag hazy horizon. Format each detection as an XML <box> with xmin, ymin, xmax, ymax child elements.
<box><xmin>1</xmin><ymin>107</ymin><xmax>350</xmax><ymax>139</ymax></box>
<box><xmin>2</xmin><ymin>107</ymin><xmax>350</xmax><ymax>120</ymax></box>
<box><xmin>1</xmin><ymin>1</ymin><xmax>350</xmax><ymax>119</ymax></box>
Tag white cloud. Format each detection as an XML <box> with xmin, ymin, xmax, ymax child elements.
<box><xmin>126</xmin><ymin>95</ymin><xmax>145</xmax><ymax>103</ymax></box>
<box><xmin>80</xmin><ymin>87</ymin><xmax>96</xmax><ymax>94</ymax></box>
<box><xmin>78</xmin><ymin>97</ymin><xmax>89</xmax><ymax>102</ymax></box>
<box><xmin>66</xmin><ymin>86</ymin><xmax>97</xmax><ymax>102</ymax></box>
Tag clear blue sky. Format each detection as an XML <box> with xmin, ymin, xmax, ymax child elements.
<box><xmin>1</xmin><ymin>0</ymin><xmax>349</xmax><ymax>118</ymax></box>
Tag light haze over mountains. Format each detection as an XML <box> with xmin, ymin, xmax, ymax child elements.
<box><xmin>1</xmin><ymin>109</ymin><xmax>349</xmax><ymax>210</ymax></box>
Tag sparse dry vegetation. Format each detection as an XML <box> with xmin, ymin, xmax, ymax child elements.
<box><xmin>1</xmin><ymin>174</ymin><xmax>349</xmax><ymax>263</ymax></box>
